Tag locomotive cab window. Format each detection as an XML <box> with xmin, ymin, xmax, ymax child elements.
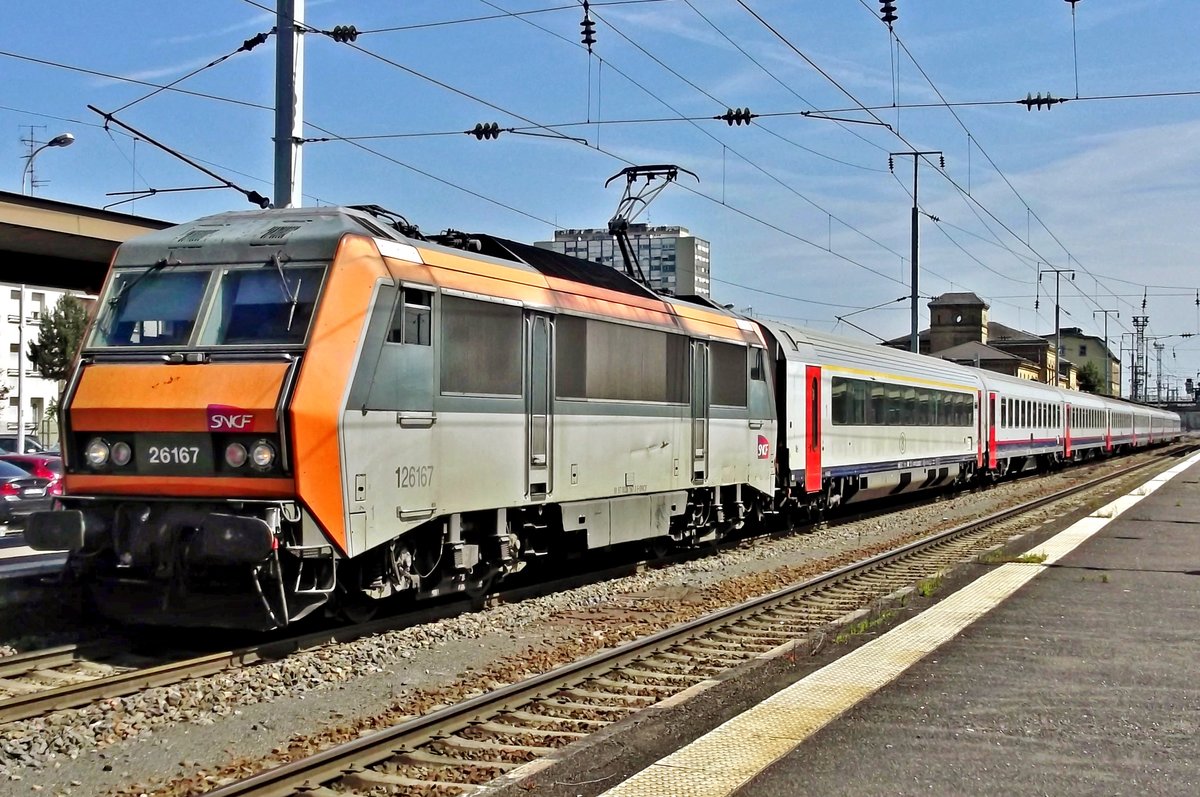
<box><xmin>200</xmin><ymin>265</ymin><xmax>325</xmax><ymax>345</ymax></box>
<box><xmin>387</xmin><ymin>287</ymin><xmax>432</xmax><ymax>345</ymax></box>
<box><xmin>710</xmin><ymin>342</ymin><xmax>748</xmax><ymax>407</ymax></box>
<box><xmin>90</xmin><ymin>267</ymin><xmax>212</xmax><ymax>348</ymax></box>
<box><xmin>749</xmin><ymin>347</ymin><xmax>767</xmax><ymax>381</ymax></box>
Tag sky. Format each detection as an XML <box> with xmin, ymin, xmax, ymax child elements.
<box><xmin>3</xmin><ymin>0</ymin><xmax>1199</xmax><ymax>398</ymax></box>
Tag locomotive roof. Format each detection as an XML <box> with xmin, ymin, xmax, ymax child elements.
<box><xmin>116</xmin><ymin>208</ymin><xmax>670</xmax><ymax>306</ymax></box>
<box><xmin>112</xmin><ymin>206</ymin><xmax>409</xmax><ymax>267</ymax></box>
<box><xmin>465</xmin><ymin>234</ymin><xmax>662</xmax><ymax>302</ymax></box>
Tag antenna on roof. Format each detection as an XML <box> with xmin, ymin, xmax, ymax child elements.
<box><xmin>604</xmin><ymin>164</ymin><xmax>698</xmax><ymax>288</ymax></box>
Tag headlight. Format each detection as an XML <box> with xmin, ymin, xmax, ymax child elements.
<box><xmin>225</xmin><ymin>442</ymin><xmax>248</xmax><ymax>468</ymax></box>
<box><xmin>250</xmin><ymin>440</ymin><xmax>276</xmax><ymax>470</ymax></box>
<box><xmin>111</xmin><ymin>441</ymin><xmax>132</xmax><ymax>467</ymax></box>
<box><xmin>85</xmin><ymin>438</ymin><xmax>110</xmax><ymax>468</ymax></box>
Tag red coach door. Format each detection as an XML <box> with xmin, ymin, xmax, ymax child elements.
<box><xmin>1064</xmin><ymin>403</ymin><xmax>1072</xmax><ymax>458</ymax></box>
<box><xmin>976</xmin><ymin>389</ymin><xmax>984</xmax><ymax>468</ymax></box>
<box><xmin>804</xmin><ymin>365</ymin><xmax>822</xmax><ymax>494</ymax></box>
<box><xmin>987</xmin><ymin>392</ymin><xmax>998</xmax><ymax>469</ymax></box>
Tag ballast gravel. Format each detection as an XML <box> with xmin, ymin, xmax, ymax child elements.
<box><xmin>0</xmin><ymin>456</ymin><xmax>1153</xmax><ymax>796</ymax></box>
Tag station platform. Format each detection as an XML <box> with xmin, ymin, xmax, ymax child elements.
<box><xmin>587</xmin><ymin>450</ymin><xmax>1200</xmax><ymax>797</ymax></box>
<box><xmin>0</xmin><ymin>532</ymin><xmax>64</xmax><ymax>580</ymax></box>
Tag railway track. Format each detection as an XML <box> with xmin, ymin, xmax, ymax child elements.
<box><xmin>0</xmin><ymin>447</ymin><xmax>1183</xmax><ymax>732</ymax></box>
<box><xmin>200</xmin><ymin>447</ymin><xmax>1192</xmax><ymax>797</ymax></box>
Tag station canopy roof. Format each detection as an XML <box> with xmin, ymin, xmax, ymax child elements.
<box><xmin>0</xmin><ymin>190</ymin><xmax>171</xmax><ymax>293</ymax></box>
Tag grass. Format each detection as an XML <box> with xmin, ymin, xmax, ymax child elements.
<box><xmin>916</xmin><ymin>575</ymin><xmax>943</xmax><ymax>597</ymax></box>
<box><xmin>834</xmin><ymin>610</ymin><xmax>896</xmax><ymax>644</ymax></box>
<box><xmin>978</xmin><ymin>550</ymin><xmax>1048</xmax><ymax>565</ymax></box>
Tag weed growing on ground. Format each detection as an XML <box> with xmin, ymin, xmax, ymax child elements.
<box><xmin>834</xmin><ymin>610</ymin><xmax>896</xmax><ymax>644</ymax></box>
<box><xmin>916</xmin><ymin>575</ymin><xmax>943</xmax><ymax>597</ymax></box>
<box><xmin>979</xmin><ymin>551</ymin><xmax>1048</xmax><ymax>565</ymax></box>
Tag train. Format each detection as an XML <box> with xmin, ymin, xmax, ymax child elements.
<box><xmin>25</xmin><ymin>206</ymin><xmax>1182</xmax><ymax>630</ymax></box>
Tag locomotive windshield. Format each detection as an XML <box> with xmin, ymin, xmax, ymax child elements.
<box><xmin>90</xmin><ymin>262</ymin><xmax>326</xmax><ymax>348</ymax></box>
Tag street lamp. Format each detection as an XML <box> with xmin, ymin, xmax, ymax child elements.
<box><xmin>21</xmin><ymin>132</ymin><xmax>75</xmax><ymax>195</ymax></box>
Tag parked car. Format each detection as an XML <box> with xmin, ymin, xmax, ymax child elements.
<box><xmin>0</xmin><ymin>435</ymin><xmax>53</xmax><ymax>455</ymax></box>
<box><xmin>0</xmin><ymin>459</ymin><xmax>53</xmax><ymax>526</ymax></box>
<box><xmin>0</xmin><ymin>454</ymin><xmax>63</xmax><ymax>496</ymax></box>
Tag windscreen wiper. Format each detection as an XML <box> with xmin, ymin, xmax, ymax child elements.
<box><xmin>108</xmin><ymin>256</ymin><xmax>180</xmax><ymax>308</ymax></box>
<box><xmin>270</xmin><ymin>253</ymin><xmax>301</xmax><ymax>331</ymax></box>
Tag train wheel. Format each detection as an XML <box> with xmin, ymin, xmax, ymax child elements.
<box><xmin>338</xmin><ymin>594</ymin><xmax>379</xmax><ymax>624</ymax></box>
<box><xmin>465</xmin><ymin>568</ymin><xmax>498</xmax><ymax>603</ymax></box>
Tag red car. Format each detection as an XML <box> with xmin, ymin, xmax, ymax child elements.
<box><xmin>0</xmin><ymin>454</ymin><xmax>63</xmax><ymax>497</ymax></box>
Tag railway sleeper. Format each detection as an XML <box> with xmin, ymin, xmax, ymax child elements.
<box><xmin>613</xmin><ymin>666</ymin><xmax>708</xmax><ymax>684</ymax></box>
<box><xmin>711</xmin><ymin>628</ymin><xmax>796</xmax><ymax>643</ymax></box>
<box><xmin>391</xmin><ymin>747</ymin><xmax>519</xmax><ymax>772</ymax></box>
<box><xmin>0</xmin><ymin>678</ymin><xmax>42</xmax><ymax>695</ymax></box>
<box><xmin>436</xmin><ymin>729</ymin><xmax>556</xmax><ymax>758</ymax></box>
<box><xmin>673</xmin><ymin>642</ymin><xmax>758</xmax><ymax>662</ymax></box>
<box><xmin>536</xmin><ymin>698</ymin><xmax>636</xmax><ymax>715</ymax></box>
<box><xmin>28</xmin><ymin>669</ymin><xmax>98</xmax><ymax>685</ymax></box>
<box><xmin>587</xmin><ymin>676</ymin><xmax>680</xmax><ymax>695</ymax></box>
<box><xmin>562</xmin><ymin>687</ymin><xmax>658</xmax><ymax>706</ymax></box>
<box><xmin>499</xmin><ymin>709</ymin><xmax>609</xmax><ymax>729</ymax></box>
<box><xmin>702</xmin><ymin>632</ymin><xmax>780</xmax><ymax>650</ymax></box>
<box><xmin>763</xmin><ymin>603</ymin><xmax>839</xmax><ymax>618</ymax></box>
<box><xmin>736</xmin><ymin>617</ymin><xmax>800</xmax><ymax>633</ymax></box>
<box><xmin>678</xmin><ymin>637</ymin><xmax>758</xmax><ymax>654</ymax></box>
<box><xmin>642</xmin><ymin>651</ymin><xmax>727</xmax><ymax>670</ymax></box>
<box><xmin>340</xmin><ymin>768</ymin><xmax>473</xmax><ymax>792</ymax></box>
<box><xmin>470</xmin><ymin>720</ymin><xmax>589</xmax><ymax>740</ymax></box>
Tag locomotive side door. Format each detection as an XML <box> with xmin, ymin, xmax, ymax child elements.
<box><xmin>691</xmin><ymin>340</ymin><xmax>709</xmax><ymax>482</ymax></box>
<box><xmin>526</xmin><ymin>312</ymin><xmax>553</xmax><ymax>499</ymax></box>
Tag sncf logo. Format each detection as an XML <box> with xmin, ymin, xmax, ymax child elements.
<box><xmin>756</xmin><ymin>435</ymin><xmax>771</xmax><ymax>460</ymax></box>
<box><xmin>207</xmin><ymin>405</ymin><xmax>256</xmax><ymax>432</ymax></box>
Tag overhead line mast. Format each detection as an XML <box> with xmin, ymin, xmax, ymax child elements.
<box><xmin>274</xmin><ymin>0</ymin><xmax>304</xmax><ymax>208</ymax></box>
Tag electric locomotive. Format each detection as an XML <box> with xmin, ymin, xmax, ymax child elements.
<box><xmin>27</xmin><ymin>206</ymin><xmax>776</xmax><ymax>629</ymax></box>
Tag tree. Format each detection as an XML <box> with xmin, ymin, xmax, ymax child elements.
<box><xmin>1077</xmin><ymin>360</ymin><xmax>1105</xmax><ymax>394</ymax></box>
<box><xmin>27</xmin><ymin>295</ymin><xmax>89</xmax><ymax>382</ymax></box>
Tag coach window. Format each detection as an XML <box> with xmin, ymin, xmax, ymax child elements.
<box><xmin>868</xmin><ymin>383</ymin><xmax>886</xmax><ymax>424</ymax></box>
<box><xmin>899</xmin><ymin>387</ymin><xmax>915</xmax><ymax>425</ymax></box>
<box><xmin>440</xmin><ymin>296</ymin><xmax>522</xmax><ymax>396</ymax></box>
<box><xmin>388</xmin><ymin>287</ymin><xmax>432</xmax><ymax>345</ymax></box>
<box><xmin>831</xmin><ymin>377</ymin><xmax>847</xmax><ymax>424</ymax></box>
<box><xmin>914</xmin><ymin>389</ymin><xmax>929</xmax><ymax>425</ymax></box>
<box><xmin>830</xmin><ymin>377</ymin><xmax>863</xmax><ymax>424</ymax></box>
